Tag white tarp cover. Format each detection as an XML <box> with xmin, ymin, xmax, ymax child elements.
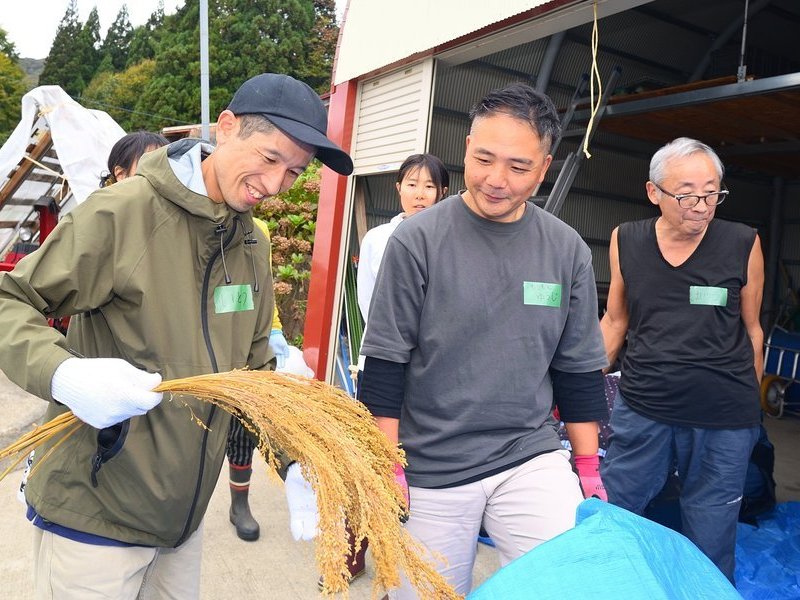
<box><xmin>0</xmin><ymin>85</ymin><xmax>125</xmax><ymax>209</ymax></box>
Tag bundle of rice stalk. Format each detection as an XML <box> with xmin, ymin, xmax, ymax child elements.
<box><xmin>0</xmin><ymin>411</ymin><xmax>82</xmax><ymax>482</ymax></box>
<box><xmin>0</xmin><ymin>369</ymin><xmax>461</xmax><ymax>600</ymax></box>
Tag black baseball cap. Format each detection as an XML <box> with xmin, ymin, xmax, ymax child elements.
<box><xmin>227</xmin><ymin>73</ymin><xmax>353</xmax><ymax>176</ymax></box>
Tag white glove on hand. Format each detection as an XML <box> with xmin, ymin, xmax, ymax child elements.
<box><xmin>269</xmin><ymin>329</ymin><xmax>291</xmax><ymax>369</ymax></box>
<box><xmin>51</xmin><ymin>357</ymin><xmax>163</xmax><ymax>429</ymax></box>
<box><xmin>284</xmin><ymin>462</ymin><xmax>318</xmax><ymax>541</ymax></box>
<box><xmin>276</xmin><ymin>346</ymin><xmax>315</xmax><ymax>378</ymax></box>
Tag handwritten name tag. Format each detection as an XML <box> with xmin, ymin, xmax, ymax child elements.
<box><xmin>689</xmin><ymin>285</ymin><xmax>728</xmax><ymax>307</ymax></box>
<box><xmin>214</xmin><ymin>284</ymin><xmax>254</xmax><ymax>314</ymax></box>
<box><xmin>523</xmin><ymin>282</ymin><xmax>562</xmax><ymax>307</ymax></box>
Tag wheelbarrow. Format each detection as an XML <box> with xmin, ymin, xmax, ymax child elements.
<box><xmin>761</xmin><ymin>326</ymin><xmax>800</xmax><ymax>418</ymax></box>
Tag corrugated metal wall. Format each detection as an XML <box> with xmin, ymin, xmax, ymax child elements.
<box><xmin>361</xmin><ymin>172</ymin><xmax>402</xmax><ymax>230</ymax></box>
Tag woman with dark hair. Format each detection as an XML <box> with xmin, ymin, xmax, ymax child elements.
<box><xmin>100</xmin><ymin>131</ymin><xmax>170</xmax><ymax>187</ymax></box>
<box><xmin>357</xmin><ymin>153</ymin><xmax>449</xmax><ymax>324</ymax></box>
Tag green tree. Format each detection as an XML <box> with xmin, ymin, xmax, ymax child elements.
<box><xmin>299</xmin><ymin>0</ymin><xmax>339</xmax><ymax>94</ymax></box>
<box><xmin>94</xmin><ymin>53</ymin><xmax>115</xmax><ymax>76</ymax></box>
<box><xmin>39</xmin><ymin>0</ymin><xmax>86</xmax><ymax>96</ymax></box>
<box><xmin>0</xmin><ymin>28</ymin><xmax>19</xmax><ymax>61</ymax></box>
<box><xmin>212</xmin><ymin>0</ymin><xmax>314</xmax><ymax>102</ymax></box>
<box><xmin>253</xmin><ymin>161</ymin><xmax>321</xmax><ymax>343</ymax></box>
<box><xmin>77</xmin><ymin>7</ymin><xmax>103</xmax><ymax>92</ymax></box>
<box><xmin>83</xmin><ymin>59</ymin><xmax>167</xmax><ymax>131</ymax></box>
<box><xmin>0</xmin><ymin>53</ymin><xmax>26</xmax><ymax>145</ymax></box>
<box><xmin>102</xmin><ymin>5</ymin><xmax>134</xmax><ymax>71</ymax></box>
<box><xmin>127</xmin><ymin>2</ymin><xmax>165</xmax><ymax>68</ymax></box>
<box><xmin>134</xmin><ymin>1</ymin><xmax>201</xmax><ymax>127</ymax></box>
<box><xmin>138</xmin><ymin>0</ymin><xmax>322</xmax><ymax>126</ymax></box>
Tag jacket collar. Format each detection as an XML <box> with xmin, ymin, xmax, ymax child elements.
<box><xmin>136</xmin><ymin>140</ymin><xmax>256</xmax><ymax>234</ymax></box>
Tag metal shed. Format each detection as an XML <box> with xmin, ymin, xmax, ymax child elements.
<box><xmin>304</xmin><ymin>0</ymin><xmax>800</xmax><ymax>384</ymax></box>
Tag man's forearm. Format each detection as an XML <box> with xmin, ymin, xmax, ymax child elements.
<box><xmin>599</xmin><ymin>316</ymin><xmax>626</xmax><ymax>370</ymax></box>
<box><xmin>749</xmin><ymin>328</ymin><xmax>764</xmax><ymax>382</ymax></box>
<box><xmin>565</xmin><ymin>421</ymin><xmax>600</xmax><ymax>456</ymax></box>
<box><xmin>375</xmin><ymin>416</ymin><xmax>399</xmax><ymax>445</ymax></box>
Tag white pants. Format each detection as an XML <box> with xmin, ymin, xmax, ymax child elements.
<box><xmin>391</xmin><ymin>449</ymin><xmax>582</xmax><ymax>599</ymax></box>
<box><xmin>33</xmin><ymin>522</ymin><xmax>204</xmax><ymax>600</ymax></box>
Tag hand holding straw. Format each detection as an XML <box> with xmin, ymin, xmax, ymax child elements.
<box><xmin>1</xmin><ymin>369</ymin><xmax>461</xmax><ymax>599</ymax></box>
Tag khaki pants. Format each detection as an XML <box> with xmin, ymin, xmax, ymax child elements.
<box><xmin>33</xmin><ymin>522</ymin><xmax>203</xmax><ymax>599</ymax></box>
<box><xmin>391</xmin><ymin>449</ymin><xmax>582</xmax><ymax>599</ymax></box>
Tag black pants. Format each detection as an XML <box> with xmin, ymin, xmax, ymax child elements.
<box><xmin>227</xmin><ymin>416</ymin><xmax>256</xmax><ymax>466</ymax></box>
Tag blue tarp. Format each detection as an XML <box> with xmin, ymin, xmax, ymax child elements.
<box><xmin>736</xmin><ymin>502</ymin><xmax>800</xmax><ymax>599</ymax></box>
<box><xmin>469</xmin><ymin>499</ymin><xmax>739</xmax><ymax>600</ymax></box>
<box><xmin>468</xmin><ymin>500</ymin><xmax>800</xmax><ymax>599</ymax></box>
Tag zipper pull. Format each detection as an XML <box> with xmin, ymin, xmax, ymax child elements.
<box><xmin>90</xmin><ymin>452</ymin><xmax>103</xmax><ymax>488</ymax></box>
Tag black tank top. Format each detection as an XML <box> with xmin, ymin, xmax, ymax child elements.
<box><xmin>618</xmin><ymin>217</ymin><xmax>760</xmax><ymax>428</ymax></box>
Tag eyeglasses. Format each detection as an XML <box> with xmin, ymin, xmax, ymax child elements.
<box><xmin>652</xmin><ymin>182</ymin><xmax>729</xmax><ymax>208</ymax></box>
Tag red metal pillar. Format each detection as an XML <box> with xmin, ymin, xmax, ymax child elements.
<box><xmin>303</xmin><ymin>80</ymin><xmax>357</xmax><ymax>379</ymax></box>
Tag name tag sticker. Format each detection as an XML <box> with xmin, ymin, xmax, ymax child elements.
<box><xmin>214</xmin><ymin>284</ymin><xmax>254</xmax><ymax>314</ymax></box>
<box><xmin>523</xmin><ymin>282</ymin><xmax>562</xmax><ymax>307</ymax></box>
<box><xmin>689</xmin><ymin>285</ymin><xmax>728</xmax><ymax>307</ymax></box>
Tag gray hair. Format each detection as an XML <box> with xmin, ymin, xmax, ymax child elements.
<box><xmin>649</xmin><ymin>137</ymin><xmax>724</xmax><ymax>185</ymax></box>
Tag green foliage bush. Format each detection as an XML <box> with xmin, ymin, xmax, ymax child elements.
<box><xmin>253</xmin><ymin>161</ymin><xmax>321</xmax><ymax>346</ymax></box>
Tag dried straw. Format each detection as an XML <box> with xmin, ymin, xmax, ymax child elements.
<box><xmin>0</xmin><ymin>369</ymin><xmax>461</xmax><ymax>599</ymax></box>
<box><xmin>0</xmin><ymin>411</ymin><xmax>81</xmax><ymax>482</ymax></box>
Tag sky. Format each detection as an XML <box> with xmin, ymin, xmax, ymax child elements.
<box><xmin>0</xmin><ymin>1</ymin><xmax>185</xmax><ymax>60</ymax></box>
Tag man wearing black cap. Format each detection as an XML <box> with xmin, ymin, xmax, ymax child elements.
<box><xmin>0</xmin><ymin>73</ymin><xmax>352</xmax><ymax>597</ymax></box>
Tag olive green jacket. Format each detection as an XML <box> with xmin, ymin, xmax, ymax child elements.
<box><xmin>0</xmin><ymin>141</ymin><xmax>276</xmax><ymax>546</ymax></box>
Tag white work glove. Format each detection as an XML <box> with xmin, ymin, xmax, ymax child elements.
<box><xmin>284</xmin><ymin>462</ymin><xmax>318</xmax><ymax>541</ymax></box>
<box><xmin>276</xmin><ymin>346</ymin><xmax>314</xmax><ymax>378</ymax></box>
<box><xmin>51</xmin><ymin>357</ymin><xmax>163</xmax><ymax>429</ymax></box>
<box><xmin>269</xmin><ymin>329</ymin><xmax>291</xmax><ymax>369</ymax></box>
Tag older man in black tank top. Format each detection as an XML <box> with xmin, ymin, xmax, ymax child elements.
<box><xmin>599</xmin><ymin>137</ymin><xmax>764</xmax><ymax>584</ymax></box>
